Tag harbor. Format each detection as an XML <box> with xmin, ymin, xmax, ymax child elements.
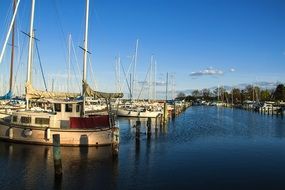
<box><xmin>0</xmin><ymin>0</ymin><xmax>285</xmax><ymax>189</ymax></box>
<box><xmin>1</xmin><ymin>106</ymin><xmax>285</xmax><ymax>189</ymax></box>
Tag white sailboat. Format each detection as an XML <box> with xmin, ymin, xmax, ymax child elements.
<box><xmin>0</xmin><ymin>0</ymin><xmax>123</xmax><ymax>146</ymax></box>
<box><xmin>0</xmin><ymin>0</ymin><xmax>25</xmax><ymax>118</ymax></box>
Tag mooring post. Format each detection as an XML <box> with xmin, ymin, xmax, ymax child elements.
<box><xmin>112</xmin><ymin>127</ymin><xmax>120</xmax><ymax>158</ymax></box>
<box><xmin>163</xmin><ymin>102</ymin><xmax>167</xmax><ymax>124</ymax></box>
<box><xmin>155</xmin><ymin>115</ymin><xmax>158</xmax><ymax>129</ymax></box>
<box><xmin>147</xmin><ymin>117</ymin><xmax>151</xmax><ymax>136</ymax></box>
<box><xmin>53</xmin><ymin>134</ymin><xmax>62</xmax><ymax>177</ymax></box>
<box><xmin>172</xmin><ymin>102</ymin><xmax>176</xmax><ymax>118</ymax></box>
<box><xmin>136</xmin><ymin>120</ymin><xmax>141</xmax><ymax>140</ymax></box>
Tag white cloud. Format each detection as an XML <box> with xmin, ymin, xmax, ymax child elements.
<box><xmin>229</xmin><ymin>68</ymin><xmax>235</xmax><ymax>72</ymax></box>
<box><xmin>190</xmin><ymin>67</ymin><xmax>224</xmax><ymax>77</ymax></box>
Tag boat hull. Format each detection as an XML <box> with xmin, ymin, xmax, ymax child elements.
<box><xmin>0</xmin><ymin>122</ymin><xmax>115</xmax><ymax>146</ymax></box>
<box><xmin>115</xmin><ymin>109</ymin><xmax>161</xmax><ymax>118</ymax></box>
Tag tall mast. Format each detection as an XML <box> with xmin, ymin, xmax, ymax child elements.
<box><xmin>218</xmin><ymin>85</ymin><xmax>220</xmax><ymax>101</ymax></box>
<box><xmin>165</xmin><ymin>72</ymin><xmax>168</xmax><ymax>101</ymax></box>
<box><xmin>148</xmin><ymin>55</ymin><xmax>154</xmax><ymax>101</ymax></box>
<box><xmin>115</xmin><ymin>56</ymin><xmax>121</xmax><ymax>92</ymax></box>
<box><xmin>68</xmin><ymin>34</ymin><xmax>71</xmax><ymax>93</ymax></box>
<box><xmin>118</xmin><ymin>56</ymin><xmax>121</xmax><ymax>92</ymax></box>
<box><xmin>27</xmin><ymin>0</ymin><xmax>35</xmax><ymax>83</ymax></box>
<box><xmin>26</xmin><ymin>0</ymin><xmax>35</xmax><ymax>109</ymax></box>
<box><xmin>82</xmin><ymin>0</ymin><xmax>90</xmax><ymax>116</ymax></box>
<box><xmin>9</xmin><ymin>0</ymin><xmax>17</xmax><ymax>92</ymax></box>
<box><xmin>154</xmin><ymin>60</ymin><xmax>156</xmax><ymax>100</ymax></box>
<box><xmin>0</xmin><ymin>0</ymin><xmax>20</xmax><ymax>64</ymax></box>
<box><xmin>132</xmin><ymin>39</ymin><xmax>139</xmax><ymax>99</ymax></box>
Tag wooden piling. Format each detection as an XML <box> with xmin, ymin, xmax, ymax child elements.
<box><xmin>135</xmin><ymin>120</ymin><xmax>140</xmax><ymax>139</ymax></box>
<box><xmin>155</xmin><ymin>115</ymin><xmax>158</xmax><ymax>129</ymax></box>
<box><xmin>53</xmin><ymin>134</ymin><xmax>62</xmax><ymax>177</ymax></box>
<box><xmin>172</xmin><ymin>102</ymin><xmax>176</xmax><ymax>118</ymax></box>
<box><xmin>147</xmin><ymin>117</ymin><xmax>151</xmax><ymax>135</ymax></box>
<box><xmin>112</xmin><ymin>127</ymin><xmax>120</xmax><ymax>158</ymax></box>
<box><xmin>163</xmin><ymin>102</ymin><xmax>167</xmax><ymax>124</ymax></box>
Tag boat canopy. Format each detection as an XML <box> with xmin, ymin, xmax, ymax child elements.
<box><xmin>25</xmin><ymin>82</ymin><xmax>80</xmax><ymax>99</ymax></box>
<box><xmin>83</xmin><ymin>81</ymin><xmax>123</xmax><ymax>99</ymax></box>
<box><xmin>0</xmin><ymin>90</ymin><xmax>12</xmax><ymax>100</ymax></box>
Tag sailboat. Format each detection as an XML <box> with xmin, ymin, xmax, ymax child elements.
<box><xmin>112</xmin><ymin>41</ymin><xmax>162</xmax><ymax>118</ymax></box>
<box><xmin>0</xmin><ymin>0</ymin><xmax>25</xmax><ymax>118</ymax></box>
<box><xmin>0</xmin><ymin>0</ymin><xmax>123</xmax><ymax>146</ymax></box>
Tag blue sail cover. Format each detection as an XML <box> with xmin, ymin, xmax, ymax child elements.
<box><xmin>0</xmin><ymin>90</ymin><xmax>13</xmax><ymax>100</ymax></box>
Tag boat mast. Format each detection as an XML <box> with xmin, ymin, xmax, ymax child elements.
<box><xmin>27</xmin><ymin>0</ymin><xmax>35</xmax><ymax>83</ymax></box>
<box><xmin>68</xmin><ymin>34</ymin><xmax>71</xmax><ymax>93</ymax></box>
<box><xmin>26</xmin><ymin>0</ymin><xmax>35</xmax><ymax>109</ymax></box>
<box><xmin>9</xmin><ymin>0</ymin><xmax>17</xmax><ymax>93</ymax></box>
<box><xmin>165</xmin><ymin>72</ymin><xmax>168</xmax><ymax>101</ymax></box>
<box><xmin>133</xmin><ymin>39</ymin><xmax>139</xmax><ymax>99</ymax></box>
<box><xmin>148</xmin><ymin>55</ymin><xmax>154</xmax><ymax>101</ymax></box>
<box><xmin>154</xmin><ymin>60</ymin><xmax>156</xmax><ymax>100</ymax></box>
<box><xmin>0</xmin><ymin>0</ymin><xmax>20</xmax><ymax>64</ymax></box>
<box><xmin>82</xmin><ymin>0</ymin><xmax>90</xmax><ymax>116</ymax></box>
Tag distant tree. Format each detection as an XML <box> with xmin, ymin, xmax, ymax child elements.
<box><xmin>213</xmin><ymin>87</ymin><xmax>226</xmax><ymax>102</ymax></box>
<box><xmin>192</xmin><ymin>90</ymin><xmax>200</xmax><ymax>97</ymax></box>
<box><xmin>245</xmin><ymin>85</ymin><xmax>254</xmax><ymax>100</ymax></box>
<box><xmin>253</xmin><ymin>86</ymin><xmax>261</xmax><ymax>101</ymax></box>
<box><xmin>240</xmin><ymin>90</ymin><xmax>245</xmax><ymax>103</ymax></box>
<box><xmin>176</xmin><ymin>92</ymin><xmax>186</xmax><ymax>99</ymax></box>
<box><xmin>201</xmin><ymin>88</ymin><xmax>210</xmax><ymax>100</ymax></box>
<box><xmin>273</xmin><ymin>84</ymin><xmax>285</xmax><ymax>101</ymax></box>
<box><xmin>260</xmin><ymin>89</ymin><xmax>271</xmax><ymax>101</ymax></box>
<box><xmin>232</xmin><ymin>88</ymin><xmax>241</xmax><ymax>104</ymax></box>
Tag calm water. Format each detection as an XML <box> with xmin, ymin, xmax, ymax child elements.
<box><xmin>1</xmin><ymin>106</ymin><xmax>285</xmax><ymax>190</ymax></box>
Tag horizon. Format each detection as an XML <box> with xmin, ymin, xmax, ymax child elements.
<box><xmin>0</xmin><ymin>0</ymin><xmax>285</xmax><ymax>99</ymax></box>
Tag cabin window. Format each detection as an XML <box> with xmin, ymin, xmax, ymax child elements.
<box><xmin>54</xmin><ymin>103</ymin><xmax>61</xmax><ymax>112</ymax></box>
<box><xmin>35</xmin><ymin>118</ymin><xmax>50</xmax><ymax>125</ymax></box>
<box><xmin>21</xmin><ymin>117</ymin><xmax>31</xmax><ymax>124</ymax></box>
<box><xmin>65</xmin><ymin>104</ymin><xmax>73</xmax><ymax>112</ymax></box>
<box><xmin>12</xmin><ymin>116</ymin><xmax>17</xmax><ymax>122</ymax></box>
<box><xmin>76</xmin><ymin>104</ymin><xmax>80</xmax><ymax>112</ymax></box>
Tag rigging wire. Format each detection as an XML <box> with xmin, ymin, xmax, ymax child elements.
<box><xmin>34</xmin><ymin>39</ymin><xmax>47</xmax><ymax>91</ymax></box>
<box><xmin>136</xmin><ymin>64</ymin><xmax>151</xmax><ymax>100</ymax></box>
<box><xmin>71</xmin><ymin>36</ymin><xmax>82</xmax><ymax>92</ymax></box>
<box><xmin>0</xmin><ymin>1</ymin><xmax>13</xmax><ymax>47</ymax></box>
<box><xmin>88</xmin><ymin>56</ymin><xmax>98</xmax><ymax>90</ymax></box>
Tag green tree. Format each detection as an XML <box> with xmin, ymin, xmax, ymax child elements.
<box><xmin>213</xmin><ymin>87</ymin><xmax>226</xmax><ymax>102</ymax></box>
<box><xmin>201</xmin><ymin>88</ymin><xmax>210</xmax><ymax>100</ymax></box>
<box><xmin>260</xmin><ymin>89</ymin><xmax>271</xmax><ymax>101</ymax></box>
<box><xmin>232</xmin><ymin>88</ymin><xmax>241</xmax><ymax>104</ymax></box>
<box><xmin>176</xmin><ymin>92</ymin><xmax>186</xmax><ymax>99</ymax></box>
<box><xmin>192</xmin><ymin>90</ymin><xmax>200</xmax><ymax>97</ymax></box>
<box><xmin>273</xmin><ymin>84</ymin><xmax>285</xmax><ymax>101</ymax></box>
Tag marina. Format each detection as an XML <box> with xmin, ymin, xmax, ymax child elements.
<box><xmin>1</xmin><ymin>106</ymin><xmax>285</xmax><ymax>189</ymax></box>
<box><xmin>0</xmin><ymin>0</ymin><xmax>285</xmax><ymax>189</ymax></box>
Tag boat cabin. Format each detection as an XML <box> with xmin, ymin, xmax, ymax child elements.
<box><xmin>10</xmin><ymin>100</ymin><xmax>83</xmax><ymax>129</ymax></box>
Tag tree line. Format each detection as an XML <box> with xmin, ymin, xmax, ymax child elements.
<box><xmin>176</xmin><ymin>84</ymin><xmax>285</xmax><ymax>104</ymax></box>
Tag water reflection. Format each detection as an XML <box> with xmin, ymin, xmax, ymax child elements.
<box><xmin>1</xmin><ymin>107</ymin><xmax>285</xmax><ymax>190</ymax></box>
<box><xmin>0</xmin><ymin>142</ymin><xmax>118</xmax><ymax>190</ymax></box>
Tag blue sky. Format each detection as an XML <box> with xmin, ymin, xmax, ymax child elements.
<box><xmin>0</xmin><ymin>0</ymin><xmax>285</xmax><ymax>97</ymax></box>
